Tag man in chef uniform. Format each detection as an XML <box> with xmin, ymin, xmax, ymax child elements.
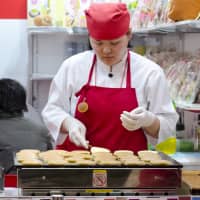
<box><xmin>42</xmin><ymin>3</ymin><xmax>178</xmax><ymax>153</ymax></box>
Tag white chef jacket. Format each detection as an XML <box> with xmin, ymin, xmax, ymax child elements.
<box><xmin>42</xmin><ymin>50</ymin><xmax>178</xmax><ymax>146</ymax></box>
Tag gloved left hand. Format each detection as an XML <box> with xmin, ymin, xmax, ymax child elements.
<box><xmin>120</xmin><ymin>107</ymin><xmax>156</xmax><ymax>131</ymax></box>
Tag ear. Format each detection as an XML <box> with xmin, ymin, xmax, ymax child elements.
<box><xmin>126</xmin><ymin>28</ymin><xmax>132</xmax><ymax>41</ymax></box>
<box><xmin>88</xmin><ymin>36</ymin><xmax>94</xmax><ymax>49</ymax></box>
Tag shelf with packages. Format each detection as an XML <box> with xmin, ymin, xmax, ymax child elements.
<box><xmin>28</xmin><ymin>26</ymin><xmax>88</xmax><ymax>35</ymax></box>
<box><xmin>133</xmin><ymin>20</ymin><xmax>200</xmax><ymax>35</ymax></box>
<box><xmin>28</xmin><ymin>20</ymin><xmax>200</xmax><ymax>36</ymax></box>
<box><xmin>132</xmin><ymin>20</ymin><xmax>200</xmax><ymax>113</ymax></box>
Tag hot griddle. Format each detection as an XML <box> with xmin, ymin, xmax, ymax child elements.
<box><xmin>16</xmin><ymin>152</ymin><xmax>183</xmax><ymax>196</ymax></box>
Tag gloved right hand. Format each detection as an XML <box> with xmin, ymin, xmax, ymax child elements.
<box><xmin>62</xmin><ymin>116</ymin><xmax>88</xmax><ymax>149</ymax></box>
<box><xmin>120</xmin><ymin>107</ymin><xmax>156</xmax><ymax>131</ymax></box>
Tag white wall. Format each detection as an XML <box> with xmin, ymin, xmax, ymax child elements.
<box><xmin>0</xmin><ymin>20</ymin><xmax>28</xmax><ymax>88</ymax></box>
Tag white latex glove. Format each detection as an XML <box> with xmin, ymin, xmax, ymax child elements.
<box><xmin>120</xmin><ymin>107</ymin><xmax>156</xmax><ymax>131</ymax></box>
<box><xmin>63</xmin><ymin>116</ymin><xmax>88</xmax><ymax>149</ymax></box>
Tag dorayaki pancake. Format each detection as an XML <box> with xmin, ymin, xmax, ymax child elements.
<box><xmin>122</xmin><ymin>159</ymin><xmax>146</xmax><ymax>166</ymax></box>
<box><xmin>75</xmin><ymin>159</ymin><xmax>96</xmax><ymax>166</ymax></box>
<box><xmin>113</xmin><ymin>150</ymin><xmax>134</xmax><ymax>157</ymax></box>
<box><xmin>147</xmin><ymin>159</ymin><xmax>172</xmax><ymax>165</ymax></box>
<box><xmin>96</xmin><ymin>159</ymin><xmax>121</xmax><ymax>166</ymax></box>
<box><xmin>138</xmin><ymin>150</ymin><xmax>161</xmax><ymax>161</ymax></box>
<box><xmin>116</xmin><ymin>155</ymin><xmax>139</xmax><ymax>162</ymax></box>
<box><xmin>45</xmin><ymin>158</ymin><xmax>67</xmax><ymax>165</ymax></box>
<box><xmin>20</xmin><ymin>159</ymin><xmax>43</xmax><ymax>166</ymax></box>
<box><xmin>16</xmin><ymin>149</ymin><xmax>40</xmax><ymax>155</ymax></box>
<box><xmin>71</xmin><ymin>150</ymin><xmax>90</xmax><ymax>155</ymax></box>
<box><xmin>90</xmin><ymin>146</ymin><xmax>110</xmax><ymax>153</ymax></box>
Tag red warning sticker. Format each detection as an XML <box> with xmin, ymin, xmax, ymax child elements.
<box><xmin>93</xmin><ymin>169</ymin><xmax>107</xmax><ymax>187</ymax></box>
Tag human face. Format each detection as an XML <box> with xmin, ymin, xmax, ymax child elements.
<box><xmin>89</xmin><ymin>32</ymin><xmax>131</xmax><ymax>66</ymax></box>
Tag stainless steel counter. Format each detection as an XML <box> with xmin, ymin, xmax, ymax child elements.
<box><xmin>171</xmin><ymin>152</ymin><xmax>200</xmax><ymax>170</ymax></box>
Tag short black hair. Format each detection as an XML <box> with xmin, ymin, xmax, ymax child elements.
<box><xmin>0</xmin><ymin>78</ymin><xmax>28</xmax><ymax>114</ymax></box>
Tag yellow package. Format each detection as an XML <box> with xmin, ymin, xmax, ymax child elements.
<box><xmin>168</xmin><ymin>0</ymin><xmax>200</xmax><ymax>21</ymax></box>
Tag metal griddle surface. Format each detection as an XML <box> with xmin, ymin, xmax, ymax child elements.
<box><xmin>15</xmin><ymin>152</ymin><xmax>183</xmax><ymax>169</ymax></box>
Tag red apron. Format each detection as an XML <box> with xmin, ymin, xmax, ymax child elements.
<box><xmin>57</xmin><ymin>51</ymin><xmax>147</xmax><ymax>153</ymax></box>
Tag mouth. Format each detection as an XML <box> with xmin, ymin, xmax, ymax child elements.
<box><xmin>103</xmin><ymin>56</ymin><xmax>114</xmax><ymax>60</ymax></box>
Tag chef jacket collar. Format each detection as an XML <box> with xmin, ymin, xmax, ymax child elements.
<box><xmin>96</xmin><ymin>50</ymin><xmax>128</xmax><ymax>76</ymax></box>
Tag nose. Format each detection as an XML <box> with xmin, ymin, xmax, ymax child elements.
<box><xmin>102</xmin><ymin>46</ymin><xmax>112</xmax><ymax>54</ymax></box>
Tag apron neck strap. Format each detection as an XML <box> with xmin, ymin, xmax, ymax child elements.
<box><xmin>126</xmin><ymin>50</ymin><xmax>131</xmax><ymax>88</ymax></box>
<box><xmin>87</xmin><ymin>51</ymin><xmax>131</xmax><ymax>88</ymax></box>
<box><xmin>87</xmin><ymin>54</ymin><xmax>96</xmax><ymax>85</ymax></box>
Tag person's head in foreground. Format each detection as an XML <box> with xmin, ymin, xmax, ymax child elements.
<box><xmin>0</xmin><ymin>78</ymin><xmax>27</xmax><ymax>115</ymax></box>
